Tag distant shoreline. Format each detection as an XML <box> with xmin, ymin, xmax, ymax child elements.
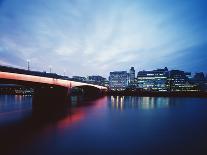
<box><xmin>107</xmin><ymin>91</ymin><xmax>207</xmax><ymax>98</ymax></box>
<box><xmin>0</xmin><ymin>90</ymin><xmax>207</xmax><ymax>98</ymax></box>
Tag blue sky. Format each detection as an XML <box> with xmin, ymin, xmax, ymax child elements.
<box><xmin>0</xmin><ymin>0</ymin><xmax>206</xmax><ymax>77</ymax></box>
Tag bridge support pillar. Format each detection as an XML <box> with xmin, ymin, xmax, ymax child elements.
<box><xmin>32</xmin><ymin>86</ymin><xmax>70</xmax><ymax>112</ymax></box>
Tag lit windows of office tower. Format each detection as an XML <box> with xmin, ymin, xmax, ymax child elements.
<box><xmin>167</xmin><ymin>70</ymin><xmax>198</xmax><ymax>92</ymax></box>
<box><xmin>109</xmin><ymin>71</ymin><xmax>128</xmax><ymax>90</ymax></box>
<box><xmin>137</xmin><ymin>67</ymin><xmax>169</xmax><ymax>91</ymax></box>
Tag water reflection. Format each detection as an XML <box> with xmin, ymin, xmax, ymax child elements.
<box><xmin>70</xmin><ymin>95</ymin><xmax>84</xmax><ymax>107</ymax></box>
<box><xmin>0</xmin><ymin>95</ymin><xmax>107</xmax><ymax>155</ymax></box>
<box><xmin>0</xmin><ymin>95</ymin><xmax>207</xmax><ymax>155</ymax></box>
<box><xmin>56</xmin><ymin>96</ymin><xmax>107</xmax><ymax>130</ymax></box>
<box><xmin>0</xmin><ymin>95</ymin><xmax>32</xmax><ymax>110</ymax></box>
<box><xmin>109</xmin><ymin>96</ymin><xmax>173</xmax><ymax>110</ymax></box>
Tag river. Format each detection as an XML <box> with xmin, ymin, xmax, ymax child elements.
<box><xmin>0</xmin><ymin>95</ymin><xmax>207</xmax><ymax>155</ymax></box>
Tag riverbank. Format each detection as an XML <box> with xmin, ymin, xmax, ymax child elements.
<box><xmin>107</xmin><ymin>90</ymin><xmax>207</xmax><ymax>97</ymax></box>
<box><xmin>1</xmin><ymin>89</ymin><xmax>207</xmax><ymax>98</ymax></box>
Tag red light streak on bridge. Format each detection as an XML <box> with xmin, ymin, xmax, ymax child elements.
<box><xmin>0</xmin><ymin>71</ymin><xmax>107</xmax><ymax>90</ymax></box>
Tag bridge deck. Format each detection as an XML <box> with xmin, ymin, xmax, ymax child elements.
<box><xmin>0</xmin><ymin>71</ymin><xmax>107</xmax><ymax>90</ymax></box>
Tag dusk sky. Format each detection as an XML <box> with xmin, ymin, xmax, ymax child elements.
<box><xmin>0</xmin><ymin>0</ymin><xmax>206</xmax><ymax>77</ymax></box>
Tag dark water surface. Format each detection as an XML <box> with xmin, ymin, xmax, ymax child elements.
<box><xmin>0</xmin><ymin>95</ymin><xmax>207</xmax><ymax>155</ymax></box>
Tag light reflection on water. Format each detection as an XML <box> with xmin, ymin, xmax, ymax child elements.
<box><xmin>56</xmin><ymin>96</ymin><xmax>107</xmax><ymax>130</ymax></box>
<box><xmin>0</xmin><ymin>95</ymin><xmax>32</xmax><ymax>125</ymax></box>
<box><xmin>0</xmin><ymin>95</ymin><xmax>32</xmax><ymax>111</ymax></box>
<box><xmin>109</xmin><ymin>96</ymin><xmax>172</xmax><ymax>110</ymax></box>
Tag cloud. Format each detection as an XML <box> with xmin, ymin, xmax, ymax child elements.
<box><xmin>0</xmin><ymin>0</ymin><xmax>206</xmax><ymax>77</ymax></box>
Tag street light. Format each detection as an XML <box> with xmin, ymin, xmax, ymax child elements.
<box><xmin>63</xmin><ymin>69</ymin><xmax>66</xmax><ymax>76</ymax></box>
<box><xmin>49</xmin><ymin>65</ymin><xmax>52</xmax><ymax>73</ymax></box>
<box><xmin>27</xmin><ymin>59</ymin><xmax>30</xmax><ymax>71</ymax></box>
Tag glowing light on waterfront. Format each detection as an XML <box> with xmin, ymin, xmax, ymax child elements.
<box><xmin>109</xmin><ymin>96</ymin><xmax>171</xmax><ymax>110</ymax></box>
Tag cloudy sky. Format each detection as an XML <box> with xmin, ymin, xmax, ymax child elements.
<box><xmin>0</xmin><ymin>0</ymin><xmax>206</xmax><ymax>77</ymax></box>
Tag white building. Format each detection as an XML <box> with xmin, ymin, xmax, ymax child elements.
<box><xmin>109</xmin><ymin>71</ymin><xmax>128</xmax><ymax>90</ymax></box>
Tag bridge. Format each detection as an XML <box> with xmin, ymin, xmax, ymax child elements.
<box><xmin>0</xmin><ymin>71</ymin><xmax>107</xmax><ymax>90</ymax></box>
<box><xmin>0</xmin><ymin>66</ymin><xmax>107</xmax><ymax>110</ymax></box>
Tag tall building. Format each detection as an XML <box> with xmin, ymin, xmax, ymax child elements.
<box><xmin>129</xmin><ymin>67</ymin><xmax>135</xmax><ymax>84</ymax></box>
<box><xmin>137</xmin><ymin>67</ymin><xmax>169</xmax><ymax>91</ymax></box>
<box><xmin>109</xmin><ymin>71</ymin><xmax>128</xmax><ymax>90</ymax></box>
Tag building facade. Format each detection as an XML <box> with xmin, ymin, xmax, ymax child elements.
<box><xmin>71</xmin><ymin>76</ymin><xmax>86</xmax><ymax>82</ymax></box>
<box><xmin>109</xmin><ymin>71</ymin><xmax>128</xmax><ymax>90</ymax></box>
<box><xmin>137</xmin><ymin>67</ymin><xmax>169</xmax><ymax>91</ymax></box>
<box><xmin>192</xmin><ymin>72</ymin><xmax>207</xmax><ymax>91</ymax></box>
<box><xmin>129</xmin><ymin>67</ymin><xmax>135</xmax><ymax>84</ymax></box>
<box><xmin>167</xmin><ymin>70</ymin><xmax>198</xmax><ymax>92</ymax></box>
<box><xmin>87</xmin><ymin>75</ymin><xmax>106</xmax><ymax>85</ymax></box>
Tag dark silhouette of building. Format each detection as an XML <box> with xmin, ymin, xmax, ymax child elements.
<box><xmin>87</xmin><ymin>75</ymin><xmax>106</xmax><ymax>86</ymax></box>
<box><xmin>167</xmin><ymin>70</ymin><xmax>198</xmax><ymax>92</ymax></box>
<box><xmin>71</xmin><ymin>76</ymin><xmax>87</xmax><ymax>82</ymax></box>
<box><xmin>193</xmin><ymin>72</ymin><xmax>206</xmax><ymax>91</ymax></box>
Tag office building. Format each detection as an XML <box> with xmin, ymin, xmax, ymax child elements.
<box><xmin>72</xmin><ymin>76</ymin><xmax>86</xmax><ymax>82</ymax></box>
<box><xmin>87</xmin><ymin>75</ymin><xmax>106</xmax><ymax>85</ymax></box>
<box><xmin>192</xmin><ymin>72</ymin><xmax>206</xmax><ymax>91</ymax></box>
<box><xmin>109</xmin><ymin>71</ymin><xmax>128</xmax><ymax>90</ymax></box>
<box><xmin>137</xmin><ymin>67</ymin><xmax>169</xmax><ymax>91</ymax></box>
<box><xmin>129</xmin><ymin>67</ymin><xmax>135</xmax><ymax>84</ymax></box>
<box><xmin>167</xmin><ymin>70</ymin><xmax>198</xmax><ymax>92</ymax></box>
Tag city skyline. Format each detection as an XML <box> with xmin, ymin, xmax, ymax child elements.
<box><xmin>0</xmin><ymin>0</ymin><xmax>206</xmax><ymax>77</ymax></box>
<box><xmin>1</xmin><ymin>63</ymin><xmax>207</xmax><ymax>79</ymax></box>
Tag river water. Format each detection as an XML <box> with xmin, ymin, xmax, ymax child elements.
<box><xmin>0</xmin><ymin>95</ymin><xmax>207</xmax><ymax>155</ymax></box>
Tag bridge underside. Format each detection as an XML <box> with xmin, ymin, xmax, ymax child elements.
<box><xmin>72</xmin><ymin>85</ymin><xmax>105</xmax><ymax>96</ymax></box>
<box><xmin>32</xmin><ymin>86</ymin><xmax>70</xmax><ymax>112</ymax></box>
